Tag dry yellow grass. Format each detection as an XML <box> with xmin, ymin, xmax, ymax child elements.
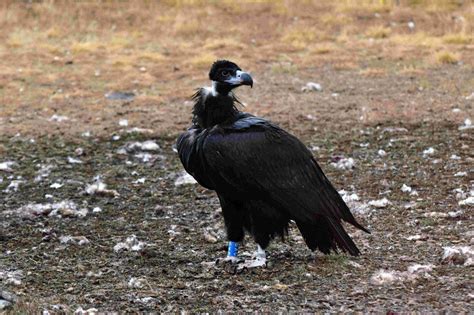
<box><xmin>270</xmin><ymin>62</ymin><xmax>298</xmax><ymax>74</ymax></box>
<box><xmin>190</xmin><ymin>53</ymin><xmax>218</xmax><ymax>68</ymax></box>
<box><xmin>310</xmin><ymin>43</ymin><xmax>338</xmax><ymax>55</ymax></box>
<box><xmin>360</xmin><ymin>68</ymin><xmax>387</xmax><ymax>77</ymax></box>
<box><xmin>365</xmin><ymin>26</ymin><xmax>391</xmax><ymax>39</ymax></box>
<box><xmin>443</xmin><ymin>33</ymin><xmax>473</xmax><ymax>45</ymax></box>
<box><xmin>0</xmin><ymin>0</ymin><xmax>472</xmax><ymax>137</ymax></box>
<box><xmin>390</xmin><ymin>32</ymin><xmax>442</xmax><ymax>47</ymax></box>
<box><xmin>434</xmin><ymin>51</ymin><xmax>460</xmax><ymax>64</ymax></box>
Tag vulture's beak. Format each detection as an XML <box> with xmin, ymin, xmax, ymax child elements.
<box><xmin>225</xmin><ymin>70</ymin><xmax>253</xmax><ymax>88</ymax></box>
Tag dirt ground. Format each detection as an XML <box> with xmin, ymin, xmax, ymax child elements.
<box><xmin>1</xmin><ymin>0</ymin><xmax>473</xmax><ymax>313</ymax></box>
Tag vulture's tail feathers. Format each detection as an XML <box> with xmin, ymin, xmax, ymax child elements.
<box><xmin>327</xmin><ymin>218</ymin><xmax>361</xmax><ymax>256</ymax></box>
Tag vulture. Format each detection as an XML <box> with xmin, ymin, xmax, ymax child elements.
<box><xmin>177</xmin><ymin>60</ymin><xmax>369</xmax><ymax>268</ymax></box>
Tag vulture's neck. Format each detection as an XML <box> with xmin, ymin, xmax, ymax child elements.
<box><xmin>192</xmin><ymin>84</ymin><xmax>239</xmax><ymax>129</ymax></box>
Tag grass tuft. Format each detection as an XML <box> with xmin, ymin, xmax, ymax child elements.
<box><xmin>365</xmin><ymin>26</ymin><xmax>391</xmax><ymax>39</ymax></box>
<box><xmin>435</xmin><ymin>51</ymin><xmax>460</xmax><ymax>64</ymax></box>
<box><xmin>190</xmin><ymin>53</ymin><xmax>218</xmax><ymax>68</ymax></box>
<box><xmin>270</xmin><ymin>62</ymin><xmax>298</xmax><ymax>74</ymax></box>
<box><xmin>443</xmin><ymin>33</ymin><xmax>472</xmax><ymax>45</ymax></box>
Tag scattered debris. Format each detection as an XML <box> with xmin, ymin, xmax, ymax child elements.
<box><xmin>117</xmin><ymin>141</ymin><xmax>160</xmax><ymax>154</ymax></box>
<box><xmin>371</xmin><ymin>264</ymin><xmax>433</xmax><ymax>285</ymax></box>
<box><xmin>105</xmin><ymin>91</ymin><xmax>135</xmax><ymax>101</ymax></box>
<box><xmin>459</xmin><ymin>196</ymin><xmax>474</xmax><ymax>206</ymax></box>
<box><xmin>441</xmin><ymin>246</ymin><xmax>473</xmax><ymax>266</ymax></box>
<box><xmin>49</xmin><ymin>114</ymin><xmax>69</xmax><ymax>122</ymax></box>
<box><xmin>85</xmin><ymin>180</ymin><xmax>119</xmax><ymax>197</ymax></box>
<box><xmin>448</xmin><ymin>210</ymin><xmax>463</xmax><ymax>218</ymax></box>
<box><xmin>10</xmin><ymin>201</ymin><xmax>88</xmax><ymax>219</ymax></box>
<box><xmin>454</xmin><ymin>171</ymin><xmax>467</xmax><ymax>177</ymax></box>
<box><xmin>203</xmin><ymin>229</ymin><xmax>218</xmax><ymax>243</ymax></box>
<box><xmin>401</xmin><ymin>184</ymin><xmax>412</xmax><ymax>193</ymax></box>
<box><xmin>406</xmin><ymin>235</ymin><xmax>428</xmax><ymax>241</ymax></box>
<box><xmin>422</xmin><ymin>147</ymin><xmax>435</xmax><ymax>157</ymax></box>
<box><xmin>92</xmin><ymin>207</ymin><xmax>102</xmax><ymax>213</ymax></box>
<box><xmin>134</xmin><ymin>153</ymin><xmax>158</xmax><ymax>163</ymax></box>
<box><xmin>59</xmin><ymin>235</ymin><xmax>90</xmax><ymax>246</ymax></box>
<box><xmin>137</xmin><ymin>297</ymin><xmax>156</xmax><ymax>304</ymax></box>
<box><xmin>301</xmin><ymin>82</ymin><xmax>323</xmax><ymax>92</ymax></box>
<box><xmin>458</xmin><ymin>118</ymin><xmax>472</xmax><ymax>131</ymax></box>
<box><xmin>0</xmin><ymin>299</ymin><xmax>12</xmax><ymax>310</ymax></box>
<box><xmin>3</xmin><ymin>180</ymin><xmax>24</xmax><ymax>193</ymax></box>
<box><xmin>128</xmin><ymin>277</ymin><xmax>147</xmax><ymax>288</ymax></box>
<box><xmin>34</xmin><ymin>164</ymin><xmax>54</xmax><ymax>182</ymax></box>
<box><xmin>119</xmin><ymin>119</ymin><xmax>129</xmax><ymax>127</ymax></box>
<box><xmin>465</xmin><ymin>92</ymin><xmax>474</xmax><ymax>100</ymax></box>
<box><xmin>377</xmin><ymin>149</ymin><xmax>387</xmax><ymax>157</ymax></box>
<box><xmin>0</xmin><ymin>161</ymin><xmax>16</xmax><ymax>173</ymax></box>
<box><xmin>330</xmin><ymin>156</ymin><xmax>355</xmax><ymax>170</ymax></box>
<box><xmin>382</xmin><ymin>127</ymin><xmax>408</xmax><ymax>133</ymax></box>
<box><xmin>174</xmin><ymin>172</ymin><xmax>197</xmax><ymax>186</ymax></box>
<box><xmin>424</xmin><ymin>211</ymin><xmax>448</xmax><ymax>218</ymax></box>
<box><xmin>50</xmin><ymin>182</ymin><xmax>63</xmax><ymax>189</ymax></box>
<box><xmin>0</xmin><ymin>270</ymin><xmax>23</xmax><ymax>286</ymax></box>
<box><xmin>370</xmin><ymin>270</ymin><xmax>401</xmax><ymax>285</ymax></box>
<box><xmin>406</xmin><ymin>264</ymin><xmax>433</xmax><ymax>276</ymax></box>
<box><xmin>368</xmin><ymin>198</ymin><xmax>391</xmax><ymax>208</ymax></box>
<box><xmin>67</xmin><ymin>157</ymin><xmax>83</xmax><ymax>164</ymax></box>
<box><xmin>75</xmin><ymin>147</ymin><xmax>85</xmax><ymax>156</ymax></box>
<box><xmin>133</xmin><ymin>177</ymin><xmax>146</xmax><ymax>184</ymax></box>
<box><xmin>74</xmin><ymin>307</ymin><xmax>99</xmax><ymax>315</ymax></box>
<box><xmin>113</xmin><ymin>235</ymin><xmax>147</xmax><ymax>252</ymax></box>
<box><xmin>126</xmin><ymin>127</ymin><xmax>154</xmax><ymax>134</ymax></box>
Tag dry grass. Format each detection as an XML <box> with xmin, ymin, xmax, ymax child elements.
<box><xmin>443</xmin><ymin>33</ymin><xmax>473</xmax><ymax>45</ymax></box>
<box><xmin>0</xmin><ymin>0</ymin><xmax>472</xmax><ymax>136</ymax></box>
<box><xmin>434</xmin><ymin>50</ymin><xmax>460</xmax><ymax>64</ymax></box>
<box><xmin>365</xmin><ymin>26</ymin><xmax>392</xmax><ymax>39</ymax></box>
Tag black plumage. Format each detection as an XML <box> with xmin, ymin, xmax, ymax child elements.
<box><xmin>177</xmin><ymin>60</ymin><xmax>369</xmax><ymax>257</ymax></box>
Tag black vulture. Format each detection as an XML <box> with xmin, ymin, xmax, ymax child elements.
<box><xmin>177</xmin><ymin>60</ymin><xmax>369</xmax><ymax>268</ymax></box>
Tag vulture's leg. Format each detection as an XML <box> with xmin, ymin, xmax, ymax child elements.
<box><xmin>241</xmin><ymin>245</ymin><xmax>267</xmax><ymax>268</ymax></box>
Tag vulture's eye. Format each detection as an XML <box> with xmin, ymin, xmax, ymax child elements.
<box><xmin>221</xmin><ymin>70</ymin><xmax>230</xmax><ymax>77</ymax></box>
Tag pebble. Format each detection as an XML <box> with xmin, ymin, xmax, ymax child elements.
<box><xmin>301</xmin><ymin>82</ymin><xmax>323</xmax><ymax>92</ymax></box>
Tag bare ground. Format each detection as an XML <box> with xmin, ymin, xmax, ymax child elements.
<box><xmin>1</xmin><ymin>65</ymin><xmax>473</xmax><ymax>312</ymax></box>
<box><xmin>1</xmin><ymin>1</ymin><xmax>474</xmax><ymax>312</ymax></box>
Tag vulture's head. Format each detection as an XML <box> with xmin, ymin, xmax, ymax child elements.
<box><xmin>209</xmin><ymin>60</ymin><xmax>253</xmax><ymax>95</ymax></box>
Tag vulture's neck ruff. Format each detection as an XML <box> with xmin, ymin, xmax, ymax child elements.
<box><xmin>192</xmin><ymin>83</ymin><xmax>240</xmax><ymax>129</ymax></box>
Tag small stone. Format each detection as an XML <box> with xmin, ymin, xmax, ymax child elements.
<box><xmin>50</xmin><ymin>183</ymin><xmax>63</xmax><ymax>189</ymax></box>
<box><xmin>0</xmin><ymin>299</ymin><xmax>12</xmax><ymax>310</ymax></box>
<box><xmin>422</xmin><ymin>147</ymin><xmax>435</xmax><ymax>156</ymax></box>
<box><xmin>301</xmin><ymin>82</ymin><xmax>323</xmax><ymax>92</ymax></box>
<box><xmin>459</xmin><ymin>118</ymin><xmax>473</xmax><ymax>131</ymax></box>
<box><xmin>174</xmin><ymin>172</ymin><xmax>197</xmax><ymax>186</ymax></box>
<box><xmin>67</xmin><ymin>157</ymin><xmax>83</xmax><ymax>164</ymax></box>
<box><xmin>368</xmin><ymin>198</ymin><xmax>391</xmax><ymax>208</ymax></box>
<box><xmin>401</xmin><ymin>184</ymin><xmax>412</xmax><ymax>193</ymax></box>
<box><xmin>92</xmin><ymin>207</ymin><xmax>102</xmax><ymax>213</ymax></box>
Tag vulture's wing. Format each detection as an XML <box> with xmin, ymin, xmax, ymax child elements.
<box><xmin>202</xmin><ymin>117</ymin><xmax>368</xmax><ymax>253</ymax></box>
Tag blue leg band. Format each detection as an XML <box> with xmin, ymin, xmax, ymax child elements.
<box><xmin>227</xmin><ymin>241</ymin><xmax>239</xmax><ymax>257</ymax></box>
